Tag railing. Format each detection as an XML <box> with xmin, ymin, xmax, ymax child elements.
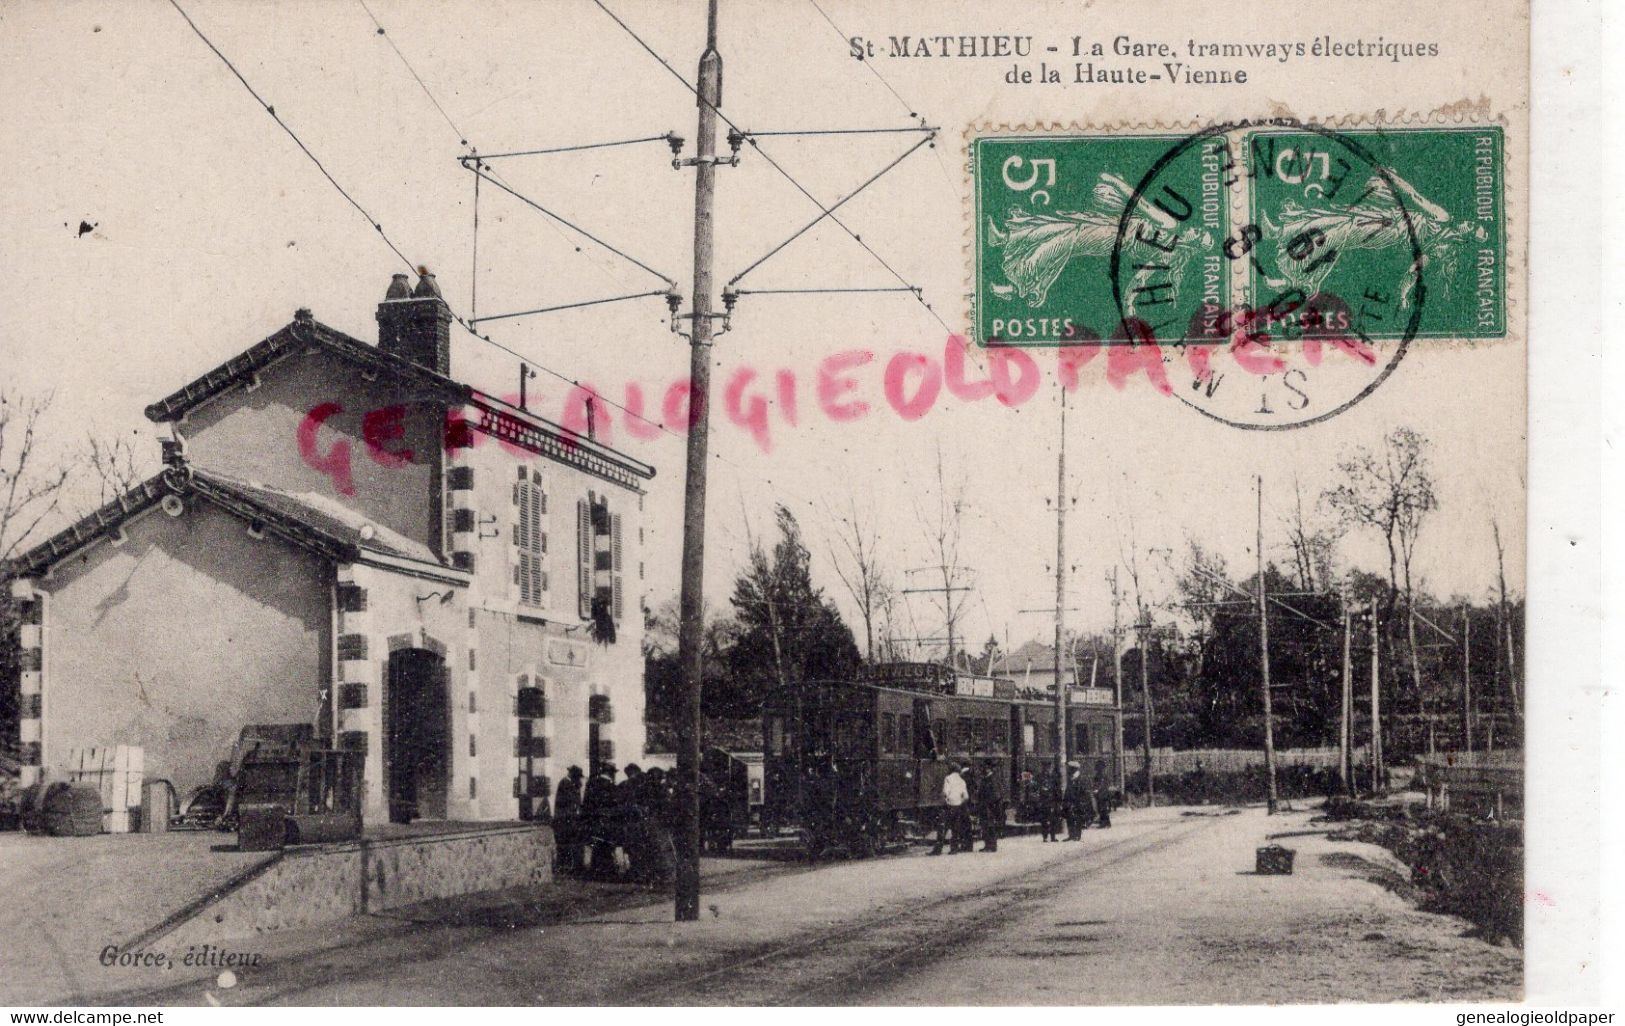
<box><xmin>1416</xmin><ymin>750</ymin><xmax>1522</xmax><ymax>819</ymax></box>
<box><xmin>1122</xmin><ymin>746</ymin><xmax>1368</xmax><ymax>776</ymax></box>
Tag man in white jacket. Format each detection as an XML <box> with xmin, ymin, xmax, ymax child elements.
<box><xmin>936</xmin><ymin>763</ymin><xmax>973</xmax><ymax>854</ymax></box>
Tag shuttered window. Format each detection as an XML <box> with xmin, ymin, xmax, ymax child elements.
<box><xmin>579</xmin><ymin>492</ymin><xmax>627</xmax><ymax>633</ymax></box>
<box><xmin>512</xmin><ymin>469</ymin><xmax>548</xmax><ymax>607</ymax></box>
<box><xmin>577</xmin><ymin>498</ymin><xmax>593</xmax><ymax>619</ymax></box>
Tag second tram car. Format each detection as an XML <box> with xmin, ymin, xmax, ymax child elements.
<box><xmin>762</xmin><ymin>662</ymin><xmax>1122</xmax><ymax>856</ymax></box>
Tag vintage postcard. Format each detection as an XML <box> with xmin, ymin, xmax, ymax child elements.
<box><xmin>0</xmin><ymin>0</ymin><xmax>1601</xmax><ymax>1014</ymax></box>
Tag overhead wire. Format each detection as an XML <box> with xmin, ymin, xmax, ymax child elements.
<box><xmin>589</xmin><ymin>0</ymin><xmax>952</xmax><ymax>335</ymax></box>
<box><xmin>803</xmin><ymin>0</ymin><xmax>960</xmax><ymax>193</ymax></box>
<box><xmin>167</xmin><ymin>0</ymin><xmax>676</xmax><ymax>439</ymax></box>
<box><xmin>167</xmin><ymin>0</ymin><xmax>416</xmax><ymax>272</ymax></box>
<box><xmin>167</xmin><ymin>0</ymin><xmax>916</xmax><ymax>551</ymax></box>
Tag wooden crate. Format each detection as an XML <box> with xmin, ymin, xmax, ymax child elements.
<box><xmin>63</xmin><ymin>745</ymin><xmax>144</xmax><ymax>833</ymax></box>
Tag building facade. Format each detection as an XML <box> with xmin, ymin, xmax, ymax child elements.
<box><xmin>6</xmin><ymin>273</ymin><xmax>652</xmax><ymax>825</ymax></box>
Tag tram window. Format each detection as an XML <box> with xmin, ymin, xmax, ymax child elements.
<box><xmin>992</xmin><ymin>721</ymin><xmax>1008</xmax><ymax>753</ymax></box>
<box><xmin>881</xmin><ymin>713</ymin><xmax>897</xmax><ymax>754</ymax></box>
<box><xmin>933</xmin><ymin>719</ymin><xmax>947</xmax><ymax>755</ymax></box>
<box><xmin>956</xmin><ymin>718</ymin><xmax>973</xmax><ymax>751</ymax></box>
<box><xmin>899</xmin><ymin>715</ymin><xmax>914</xmax><ymax>755</ymax></box>
<box><xmin>1023</xmin><ymin>722</ymin><xmax>1036</xmax><ymax>751</ymax></box>
<box><xmin>1075</xmin><ymin>724</ymin><xmax>1090</xmax><ymax>755</ymax></box>
<box><xmin>975</xmin><ymin>718</ymin><xmax>990</xmax><ymax>752</ymax></box>
<box><xmin>1093</xmin><ymin>723</ymin><xmax>1112</xmax><ymax>753</ymax></box>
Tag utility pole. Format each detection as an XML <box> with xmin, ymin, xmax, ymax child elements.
<box><xmin>1462</xmin><ymin>601</ymin><xmax>1473</xmax><ymax>753</ymax></box>
<box><xmin>673</xmin><ymin>0</ymin><xmax>722</xmax><ymax>924</ymax></box>
<box><xmin>1339</xmin><ymin>587</ymin><xmax>1353</xmax><ymax>795</ymax></box>
<box><xmin>1370</xmin><ymin>605</ymin><xmax>1383</xmax><ymax>793</ymax></box>
<box><xmin>1052</xmin><ymin>388</ymin><xmax>1070</xmax><ymax>784</ymax></box>
<box><xmin>1110</xmin><ymin>566</ymin><xmax>1125</xmax><ymax>793</ymax></box>
<box><xmin>1257</xmin><ymin>475</ymin><xmax>1279</xmax><ymax>814</ymax></box>
<box><xmin>1138</xmin><ymin>611</ymin><xmax>1153</xmax><ymax>803</ymax></box>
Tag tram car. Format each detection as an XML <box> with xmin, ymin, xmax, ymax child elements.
<box><xmin>762</xmin><ymin>662</ymin><xmax>1122</xmax><ymax>856</ymax></box>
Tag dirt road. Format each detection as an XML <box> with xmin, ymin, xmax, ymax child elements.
<box><xmin>102</xmin><ymin>804</ymin><xmax>1519</xmax><ymax>1006</ymax></box>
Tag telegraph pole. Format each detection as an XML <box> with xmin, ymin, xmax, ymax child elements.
<box><xmin>1369</xmin><ymin>606</ymin><xmax>1383</xmax><ymax>793</ymax></box>
<box><xmin>1339</xmin><ymin>588</ymin><xmax>1354</xmax><ymax>795</ymax></box>
<box><xmin>674</xmin><ymin>0</ymin><xmax>722</xmax><ymax>924</ymax></box>
<box><xmin>1461</xmin><ymin>601</ymin><xmax>1473</xmax><ymax>753</ymax></box>
<box><xmin>1257</xmin><ymin>475</ymin><xmax>1279</xmax><ymax>814</ymax></box>
<box><xmin>1052</xmin><ymin>388</ymin><xmax>1070</xmax><ymax>783</ymax></box>
<box><xmin>1138</xmin><ymin>611</ymin><xmax>1153</xmax><ymax>803</ymax></box>
<box><xmin>1111</xmin><ymin>567</ymin><xmax>1125</xmax><ymax>793</ymax></box>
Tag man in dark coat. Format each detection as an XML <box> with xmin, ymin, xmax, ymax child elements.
<box><xmin>976</xmin><ymin>762</ymin><xmax>1004</xmax><ymax>852</ymax></box>
<box><xmin>581</xmin><ymin>764</ymin><xmax>618</xmax><ymax>878</ymax></box>
<box><xmin>1093</xmin><ymin>761</ymin><xmax>1113</xmax><ymax>828</ymax></box>
<box><xmin>553</xmin><ymin>765</ymin><xmax>585</xmax><ymax>873</ymax></box>
<box><xmin>1040</xmin><ymin>767</ymin><xmax>1064</xmax><ymax>841</ymax></box>
<box><xmin>1063</xmin><ymin>761</ymin><xmax>1093</xmax><ymax>840</ymax></box>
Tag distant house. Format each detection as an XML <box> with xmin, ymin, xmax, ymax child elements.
<box><xmin>991</xmin><ymin>640</ymin><xmax>1122</xmax><ymax>766</ymax></box>
<box><xmin>5</xmin><ymin>273</ymin><xmax>653</xmax><ymax>825</ymax></box>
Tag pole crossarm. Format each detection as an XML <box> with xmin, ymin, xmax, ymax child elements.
<box><xmin>592</xmin><ymin>0</ymin><xmax>949</xmax><ymax>331</ymax></box>
<box><xmin>475</xmin><ymin>133</ymin><xmax>678</xmax><ymax>160</ymax></box>
<box><xmin>739</xmin><ymin>126</ymin><xmax>939</xmax><ymax>138</ymax></box>
<box><xmin>1412</xmin><ymin>607</ymin><xmax>1459</xmax><ymax>644</ymax></box>
<box><xmin>734</xmin><ymin>286</ymin><xmax>921</xmax><ymax>297</ymax></box>
<box><xmin>468</xmin><ymin>289</ymin><xmax>671</xmax><ymax>325</ymax></box>
<box><xmin>1187</xmin><ymin>563</ymin><xmax>1340</xmax><ymax>634</ymax></box>
<box><xmin>726</xmin><ymin>132</ymin><xmax>937</xmax><ymax>287</ymax></box>
<box><xmin>459</xmin><ymin>161</ymin><xmax>676</xmax><ymax>286</ymax></box>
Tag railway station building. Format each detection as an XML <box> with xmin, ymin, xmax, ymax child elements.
<box><xmin>5</xmin><ymin>273</ymin><xmax>653</xmax><ymax>826</ymax></box>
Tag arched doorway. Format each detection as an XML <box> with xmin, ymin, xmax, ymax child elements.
<box><xmin>385</xmin><ymin>648</ymin><xmax>450</xmax><ymax>823</ymax></box>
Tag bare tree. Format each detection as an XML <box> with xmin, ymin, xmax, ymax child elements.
<box><xmin>83</xmin><ymin>431</ymin><xmax>150</xmax><ymax>509</ymax></box>
<box><xmin>1323</xmin><ymin>427</ymin><xmax>1438</xmax><ymax>730</ymax></box>
<box><xmin>1284</xmin><ymin>474</ymin><xmax>1337</xmax><ymax>593</ymax></box>
<box><xmin>1174</xmin><ymin>538</ymin><xmax>1232</xmax><ymax>680</ymax></box>
<box><xmin>912</xmin><ymin>447</ymin><xmax>973</xmax><ymax>666</ymax></box>
<box><xmin>825</xmin><ymin>497</ymin><xmax>892</xmax><ymax>665</ymax></box>
<box><xmin>1</xmin><ymin>391</ymin><xmax>74</xmax><ymax>565</ymax></box>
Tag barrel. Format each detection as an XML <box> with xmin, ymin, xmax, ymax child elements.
<box><xmin>42</xmin><ymin>783</ymin><xmax>104</xmax><ymax>836</ymax></box>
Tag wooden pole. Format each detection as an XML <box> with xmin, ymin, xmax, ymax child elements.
<box><xmin>1339</xmin><ymin>585</ymin><xmax>1353</xmax><ymax>794</ymax></box>
<box><xmin>1053</xmin><ymin>387</ymin><xmax>1069</xmax><ymax>786</ymax></box>
<box><xmin>1462</xmin><ymin>601</ymin><xmax>1474</xmax><ymax>753</ymax></box>
<box><xmin>1112</xmin><ymin>567</ymin><xmax>1126</xmax><ymax>794</ymax></box>
<box><xmin>1370</xmin><ymin>605</ymin><xmax>1383</xmax><ymax>793</ymax></box>
<box><xmin>1139</xmin><ymin>612</ymin><xmax>1153</xmax><ymax>803</ymax></box>
<box><xmin>1258</xmin><ymin>475</ymin><xmax>1278</xmax><ymax>814</ymax></box>
<box><xmin>674</xmin><ymin>0</ymin><xmax>721</xmax><ymax>923</ymax></box>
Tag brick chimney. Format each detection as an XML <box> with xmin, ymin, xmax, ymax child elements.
<box><xmin>376</xmin><ymin>272</ymin><xmax>452</xmax><ymax>375</ymax></box>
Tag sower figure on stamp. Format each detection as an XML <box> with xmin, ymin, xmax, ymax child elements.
<box><xmin>976</xmin><ymin>761</ymin><xmax>1004</xmax><ymax>852</ymax></box>
<box><xmin>553</xmin><ymin>765</ymin><xmax>585</xmax><ymax>873</ymax></box>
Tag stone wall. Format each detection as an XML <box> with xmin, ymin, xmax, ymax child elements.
<box><xmin>156</xmin><ymin>824</ymin><xmax>553</xmax><ymax>947</ymax></box>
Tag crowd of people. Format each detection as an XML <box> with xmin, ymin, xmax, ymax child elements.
<box><xmin>548</xmin><ymin>756</ymin><xmax>1118</xmax><ymax>883</ymax></box>
<box><xmin>550</xmin><ymin>762</ymin><xmax>738</xmax><ymax>885</ymax></box>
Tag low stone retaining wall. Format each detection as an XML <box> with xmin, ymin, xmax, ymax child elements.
<box><xmin>138</xmin><ymin>823</ymin><xmax>553</xmax><ymax>947</ymax></box>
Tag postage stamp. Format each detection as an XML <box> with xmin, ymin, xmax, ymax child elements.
<box><xmin>971</xmin><ymin>122</ymin><xmax>1507</xmax><ymax>348</ymax></box>
<box><xmin>971</xmin><ymin>120</ymin><xmax>1507</xmax><ymax>428</ymax></box>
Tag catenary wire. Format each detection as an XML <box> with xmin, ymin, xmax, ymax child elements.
<box><xmin>589</xmin><ymin>0</ymin><xmax>952</xmax><ymax>335</ymax></box>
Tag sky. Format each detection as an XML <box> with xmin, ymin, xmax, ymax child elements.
<box><xmin>0</xmin><ymin>0</ymin><xmax>1526</xmax><ymax>654</ymax></box>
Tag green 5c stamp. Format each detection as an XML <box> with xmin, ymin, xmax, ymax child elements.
<box><xmin>971</xmin><ymin>119</ymin><xmax>1507</xmax><ymax>428</ymax></box>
